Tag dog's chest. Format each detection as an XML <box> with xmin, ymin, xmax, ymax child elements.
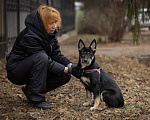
<box><xmin>81</xmin><ymin>76</ymin><xmax>91</xmax><ymax>86</ymax></box>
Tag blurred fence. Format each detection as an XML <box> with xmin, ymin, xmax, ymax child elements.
<box><xmin>0</xmin><ymin>0</ymin><xmax>75</xmax><ymax>58</ymax></box>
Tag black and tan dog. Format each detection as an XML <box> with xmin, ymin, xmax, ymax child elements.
<box><xmin>77</xmin><ymin>39</ymin><xmax>124</xmax><ymax>110</ymax></box>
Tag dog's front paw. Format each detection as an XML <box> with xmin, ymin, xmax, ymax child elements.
<box><xmin>83</xmin><ymin>102</ymin><xmax>90</xmax><ymax>107</ymax></box>
<box><xmin>90</xmin><ymin>107</ymin><xmax>95</xmax><ymax>110</ymax></box>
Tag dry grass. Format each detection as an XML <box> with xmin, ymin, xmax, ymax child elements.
<box><xmin>0</xmin><ymin>55</ymin><xmax>150</xmax><ymax>120</ymax></box>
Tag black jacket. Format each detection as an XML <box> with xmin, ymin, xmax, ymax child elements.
<box><xmin>6</xmin><ymin>11</ymin><xmax>71</xmax><ymax>75</ymax></box>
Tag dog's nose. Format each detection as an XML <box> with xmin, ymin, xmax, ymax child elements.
<box><xmin>84</xmin><ymin>59</ymin><xmax>88</xmax><ymax>63</ymax></box>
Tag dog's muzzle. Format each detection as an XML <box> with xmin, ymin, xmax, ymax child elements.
<box><xmin>83</xmin><ymin>59</ymin><xmax>89</xmax><ymax>64</ymax></box>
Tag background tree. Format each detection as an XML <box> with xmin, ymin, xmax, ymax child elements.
<box><xmin>77</xmin><ymin>0</ymin><xmax>150</xmax><ymax>45</ymax></box>
<box><xmin>78</xmin><ymin>0</ymin><xmax>127</xmax><ymax>43</ymax></box>
<box><xmin>127</xmin><ymin>0</ymin><xmax>150</xmax><ymax>45</ymax></box>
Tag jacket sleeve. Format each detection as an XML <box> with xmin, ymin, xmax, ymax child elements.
<box><xmin>50</xmin><ymin>39</ymin><xmax>71</xmax><ymax>67</ymax></box>
<box><xmin>20</xmin><ymin>36</ymin><xmax>66</xmax><ymax>75</ymax></box>
<box><xmin>48</xmin><ymin>57</ymin><xmax>66</xmax><ymax>76</ymax></box>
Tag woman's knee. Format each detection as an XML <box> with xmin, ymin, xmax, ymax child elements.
<box><xmin>33</xmin><ymin>52</ymin><xmax>49</xmax><ymax>65</ymax></box>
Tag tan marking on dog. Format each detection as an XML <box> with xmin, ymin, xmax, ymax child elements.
<box><xmin>80</xmin><ymin>56</ymin><xmax>94</xmax><ymax>69</ymax></box>
<box><xmin>81</xmin><ymin>76</ymin><xmax>90</xmax><ymax>84</ymax></box>
<box><xmin>83</xmin><ymin>90</ymin><xmax>92</xmax><ymax>106</ymax></box>
<box><xmin>90</xmin><ymin>97</ymin><xmax>100</xmax><ymax>110</ymax></box>
<box><xmin>81</xmin><ymin>77</ymin><xmax>92</xmax><ymax>106</ymax></box>
<box><xmin>100</xmin><ymin>102</ymin><xmax>106</xmax><ymax>108</ymax></box>
<box><xmin>100</xmin><ymin>92</ymin><xmax>104</xmax><ymax>102</ymax></box>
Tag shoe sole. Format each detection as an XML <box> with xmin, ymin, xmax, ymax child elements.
<box><xmin>27</xmin><ymin>102</ymin><xmax>52</xmax><ymax>110</ymax></box>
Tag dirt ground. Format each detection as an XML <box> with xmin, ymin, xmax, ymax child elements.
<box><xmin>59</xmin><ymin>31</ymin><xmax>150</xmax><ymax>57</ymax></box>
<box><xmin>0</xmin><ymin>31</ymin><xmax>150</xmax><ymax>120</ymax></box>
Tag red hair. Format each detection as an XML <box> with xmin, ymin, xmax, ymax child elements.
<box><xmin>37</xmin><ymin>5</ymin><xmax>61</xmax><ymax>32</ymax></box>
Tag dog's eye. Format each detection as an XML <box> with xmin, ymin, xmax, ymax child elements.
<box><xmin>82</xmin><ymin>53</ymin><xmax>85</xmax><ymax>57</ymax></box>
<box><xmin>82</xmin><ymin>52</ymin><xmax>86</xmax><ymax>56</ymax></box>
<box><xmin>87</xmin><ymin>53</ymin><xmax>92</xmax><ymax>57</ymax></box>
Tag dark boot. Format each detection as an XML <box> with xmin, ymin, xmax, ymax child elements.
<box><xmin>28</xmin><ymin>101</ymin><xmax>52</xmax><ymax>110</ymax></box>
<box><xmin>22</xmin><ymin>86</ymin><xmax>52</xmax><ymax>109</ymax></box>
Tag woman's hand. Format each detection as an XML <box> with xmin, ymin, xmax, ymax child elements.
<box><xmin>68</xmin><ymin>64</ymin><xmax>82</xmax><ymax>79</ymax></box>
<box><xmin>64</xmin><ymin>67</ymin><xmax>69</xmax><ymax>73</ymax></box>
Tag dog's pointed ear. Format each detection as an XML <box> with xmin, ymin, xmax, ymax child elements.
<box><xmin>78</xmin><ymin>39</ymin><xmax>85</xmax><ymax>51</ymax></box>
<box><xmin>90</xmin><ymin>39</ymin><xmax>96</xmax><ymax>52</ymax></box>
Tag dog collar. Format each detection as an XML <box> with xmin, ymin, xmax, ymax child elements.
<box><xmin>80</xmin><ymin>68</ymin><xmax>101</xmax><ymax>80</ymax></box>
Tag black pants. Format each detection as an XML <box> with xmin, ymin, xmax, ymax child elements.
<box><xmin>7</xmin><ymin>52</ymin><xmax>71</xmax><ymax>102</ymax></box>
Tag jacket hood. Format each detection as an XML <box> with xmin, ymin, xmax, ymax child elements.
<box><xmin>25</xmin><ymin>11</ymin><xmax>57</xmax><ymax>41</ymax></box>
